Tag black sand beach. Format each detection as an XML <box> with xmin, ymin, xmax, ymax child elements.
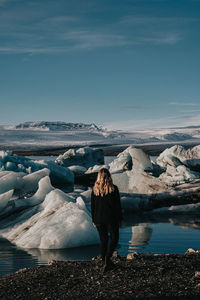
<box><xmin>10</xmin><ymin>140</ymin><xmax>200</xmax><ymax>157</ymax></box>
<box><xmin>1</xmin><ymin>252</ymin><xmax>200</xmax><ymax>299</ymax></box>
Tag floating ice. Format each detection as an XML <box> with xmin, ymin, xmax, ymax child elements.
<box><xmin>110</xmin><ymin>145</ymin><xmax>200</xmax><ymax>193</ymax></box>
<box><xmin>109</xmin><ymin>147</ymin><xmax>165</xmax><ymax>194</ymax></box>
<box><xmin>1</xmin><ymin>144</ymin><xmax>200</xmax><ymax>251</ymax></box>
<box><xmin>80</xmin><ymin>189</ymin><xmax>92</xmax><ymax>203</ymax></box>
<box><xmin>68</xmin><ymin>165</ymin><xmax>87</xmax><ymax>176</ymax></box>
<box><xmin>0</xmin><ymin>172</ymin><xmax>25</xmax><ymax>194</ymax></box>
<box><xmin>109</xmin><ymin>146</ymin><xmax>153</xmax><ymax>173</ymax></box>
<box><xmin>0</xmin><ymin>174</ymin><xmax>54</xmax><ymax>217</ymax></box>
<box><xmin>35</xmin><ymin>160</ymin><xmax>74</xmax><ymax>188</ymax></box>
<box><xmin>21</xmin><ymin>168</ymin><xmax>50</xmax><ymax>193</ymax></box>
<box><xmin>0</xmin><ymin>190</ymin><xmax>14</xmax><ymax>211</ymax></box>
<box><xmin>159</xmin><ymin>165</ymin><xmax>200</xmax><ymax>186</ymax></box>
<box><xmin>25</xmin><ymin>176</ymin><xmax>54</xmax><ymax>206</ymax></box>
<box><xmin>55</xmin><ymin>147</ymin><xmax>104</xmax><ymax>168</ymax></box>
<box><xmin>0</xmin><ymin>151</ymin><xmax>74</xmax><ymax>188</ymax></box>
<box><xmin>157</xmin><ymin>145</ymin><xmax>200</xmax><ymax>170</ymax></box>
<box><xmin>1</xmin><ymin>190</ymin><xmax>98</xmax><ymax>249</ymax></box>
<box><xmin>85</xmin><ymin>164</ymin><xmax>108</xmax><ymax>174</ymax></box>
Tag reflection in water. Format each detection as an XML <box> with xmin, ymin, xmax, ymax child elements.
<box><xmin>0</xmin><ymin>237</ymin><xmax>38</xmax><ymax>277</ymax></box>
<box><xmin>1</xmin><ymin>214</ymin><xmax>200</xmax><ymax>277</ymax></box>
<box><xmin>169</xmin><ymin>217</ymin><xmax>200</xmax><ymax>230</ymax></box>
<box><xmin>128</xmin><ymin>224</ymin><xmax>152</xmax><ymax>252</ymax></box>
<box><xmin>27</xmin><ymin>245</ymin><xmax>99</xmax><ymax>263</ymax></box>
<box><xmin>0</xmin><ymin>238</ymin><xmax>99</xmax><ymax>277</ymax></box>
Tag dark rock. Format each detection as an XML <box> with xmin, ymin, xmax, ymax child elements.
<box><xmin>1</xmin><ymin>254</ymin><xmax>200</xmax><ymax>299</ymax></box>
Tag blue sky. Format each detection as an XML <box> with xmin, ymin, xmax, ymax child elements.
<box><xmin>0</xmin><ymin>0</ymin><xmax>200</xmax><ymax>129</ymax></box>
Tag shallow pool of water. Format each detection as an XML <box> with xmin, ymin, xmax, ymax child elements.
<box><xmin>0</xmin><ymin>220</ymin><xmax>200</xmax><ymax>277</ymax></box>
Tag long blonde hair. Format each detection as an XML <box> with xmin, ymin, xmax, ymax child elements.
<box><xmin>93</xmin><ymin>168</ymin><xmax>115</xmax><ymax>196</ymax></box>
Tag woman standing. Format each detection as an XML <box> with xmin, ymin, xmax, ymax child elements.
<box><xmin>91</xmin><ymin>168</ymin><xmax>122</xmax><ymax>272</ymax></box>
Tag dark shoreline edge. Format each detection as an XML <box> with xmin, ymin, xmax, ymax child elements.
<box><xmin>1</xmin><ymin>252</ymin><xmax>200</xmax><ymax>299</ymax></box>
<box><xmin>8</xmin><ymin>140</ymin><xmax>200</xmax><ymax>157</ymax></box>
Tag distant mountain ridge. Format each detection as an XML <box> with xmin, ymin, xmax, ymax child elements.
<box><xmin>5</xmin><ymin>121</ymin><xmax>101</xmax><ymax>132</ymax></box>
<box><xmin>1</xmin><ymin>121</ymin><xmax>200</xmax><ymax>150</ymax></box>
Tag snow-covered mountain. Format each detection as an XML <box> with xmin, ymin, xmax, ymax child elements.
<box><xmin>4</xmin><ymin>121</ymin><xmax>101</xmax><ymax>132</ymax></box>
<box><xmin>1</xmin><ymin>121</ymin><xmax>200</xmax><ymax>150</ymax></box>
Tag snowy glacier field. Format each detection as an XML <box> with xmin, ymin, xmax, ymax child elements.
<box><xmin>1</xmin><ymin>122</ymin><xmax>200</xmax><ymax>153</ymax></box>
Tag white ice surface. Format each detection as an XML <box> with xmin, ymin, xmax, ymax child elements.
<box><xmin>157</xmin><ymin>145</ymin><xmax>200</xmax><ymax>169</ymax></box>
<box><xmin>85</xmin><ymin>164</ymin><xmax>108</xmax><ymax>174</ymax></box>
<box><xmin>68</xmin><ymin>165</ymin><xmax>87</xmax><ymax>175</ymax></box>
<box><xmin>159</xmin><ymin>165</ymin><xmax>200</xmax><ymax>186</ymax></box>
<box><xmin>55</xmin><ymin>147</ymin><xmax>104</xmax><ymax>168</ymax></box>
<box><xmin>110</xmin><ymin>147</ymin><xmax>165</xmax><ymax>194</ymax></box>
<box><xmin>0</xmin><ymin>151</ymin><xmax>74</xmax><ymax>187</ymax></box>
<box><xmin>109</xmin><ymin>146</ymin><xmax>153</xmax><ymax>173</ymax></box>
<box><xmin>1</xmin><ymin>190</ymin><xmax>98</xmax><ymax>249</ymax></box>
<box><xmin>0</xmin><ymin>172</ymin><xmax>25</xmax><ymax>194</ymax></box>
<box><xmin>0</xmin><ymin>189</ymin><xmax>14</xmax><ymax>211</ymax></box>
<box><xmin>21</xmin><ymin>168</ymin><xmax>50</xmax><ymax>193</ymax></box>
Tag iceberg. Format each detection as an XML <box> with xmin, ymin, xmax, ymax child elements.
<box><xmin>55</xmin><ymin>147</ymin><xmax>104</xmax><ymax>168</ymax></box>
<box><xmin>68</xmin><ymin>165</ymin><xmax>87</xmax><ymax>176</ymax></box>
<box><xmin>0</xmin><ymin>172</ymin><xmax>25</xmax><ymax>194</ymax></box>
<box><xmin>23</xmin><ymin>176</ymin><xmax>54</xmax><ymax>206</ymax></box>
<box><xmin>109</xmin><ymin>147</ymin><xmax>165</xmax><ymax>194</ymax></box>
<box><xmin>109</xmin><ymin>146</ymin><xmax>153</xmax><ymax>174</ymax></box>
<box><xmin>1</xmin><ymin>144</ymin><xmax>200</xmax><ymax>251</ymax></box>
<box><xmin>157</xmin><ymin>145</ymin><xmax>200</xmax><ymax>170</ymax></box>
<box><xmin>0</xmin><ymin>151</ymin><xmax>74</xmax><ymax>189</ymax></box>
<box><xmin>159</xmin><ymin>165</ymin><xmax>200</xmax><ymax>186</ymax></box>
<box><xmin>0</xmin><ymin>175</ymin><xmax>54</xmax><ymax>217</ymax></box>
<box><xmin>35</xmin><ymin>160</ymin><xmax>74</xmax><ymax>188</ymax></box>
<box><xmin>110</xmin><ymin>145</ymin><xmax>200</xmax><ymax>193</ymax></box>
<box><xmin>21</xmin><ymin>168</ymin><xmax>50</xmax><ymax>194</ymax></box>
<box><xmin>0</xmin><ymin>190</ymin><xmax>14</xmax><ymax>211</ymax></box>
<box><xmin>85</xmin><ymin>164</ymin><xmax>108</xmax><ymax>174</ymax></box>
<box><xmin>1</xmin><ymin>190</ymin><xmax>98</xmax><ymax>249</ymax></box>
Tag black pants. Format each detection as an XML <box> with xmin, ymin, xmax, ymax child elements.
<box><xmin>96</xmin><ymin>223</ymin><xmax>119</xmax><ymax>259</ymax></box>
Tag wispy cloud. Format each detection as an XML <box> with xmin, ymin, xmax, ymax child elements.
<box><xmin>0</xmin><ymin>31</ymin><xmax>130</xmax><ymax>54</ymax></box>
<box><xmin>0</xmin><ymin>2</ymin><xmax>196</xmax><ymax>55</ymax></box>
<box><xmin>169</xmin><ymin>102</ymin><xmax>200</xmax><ymax>106</ymax></box>
<box><xmin>139</xmin><ymin>33</ymin><xmax>182</xmax><ymax>45</ymax></box>
<box><xmin>104</xmin><ymin>112</ymin><xmax>200</xmax><ymax>130</ymax></box>
<box><xmin>119</xmin><ymin>14</ymin><xmax>198</xmax><ymax>46</ymax></box>
<box><xmin>180</xmin><ymin>109</ymin><xmax>200</xmax><ymax>113</ymax></box>
<box><xmin>61</xmin><ymin>31</ymin><xmax>130</xmax><ymax>50</ymax></box>
<box><xmin>0</xmin><ymin>46</ymin><xmax>73</xmax><ymax>54</ymax></box>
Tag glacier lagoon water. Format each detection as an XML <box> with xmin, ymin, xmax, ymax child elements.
<box><xmin>0</xmin><ymin>221</ymin><xmax>200</xmax><ymax>277</ymax></box>
<box><xmin>0</xmin><ymin>155</ymin><xmax>200</xmax><ymax>277</ymax></box>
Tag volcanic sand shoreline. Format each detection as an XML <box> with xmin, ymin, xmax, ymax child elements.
<box><xmin>7</xmin><ymin>140</ymin><xmax>200</xmax><ymax>157</ymax></box>
<box><xmin>1</xmin><ymin>252</ymin><xmax>200</xmax><ymax>299</ymax></box>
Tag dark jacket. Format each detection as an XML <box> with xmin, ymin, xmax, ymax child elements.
<box><xmin>91</xmin><ymin>185</ymin><xmax>122</xmax><ymax>224</ymax></box>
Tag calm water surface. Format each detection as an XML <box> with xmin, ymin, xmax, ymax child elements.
<box><xmin>0</xmin><ymin>221</ymin><xmax>200</xmax><ymax>277</ymax></box>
